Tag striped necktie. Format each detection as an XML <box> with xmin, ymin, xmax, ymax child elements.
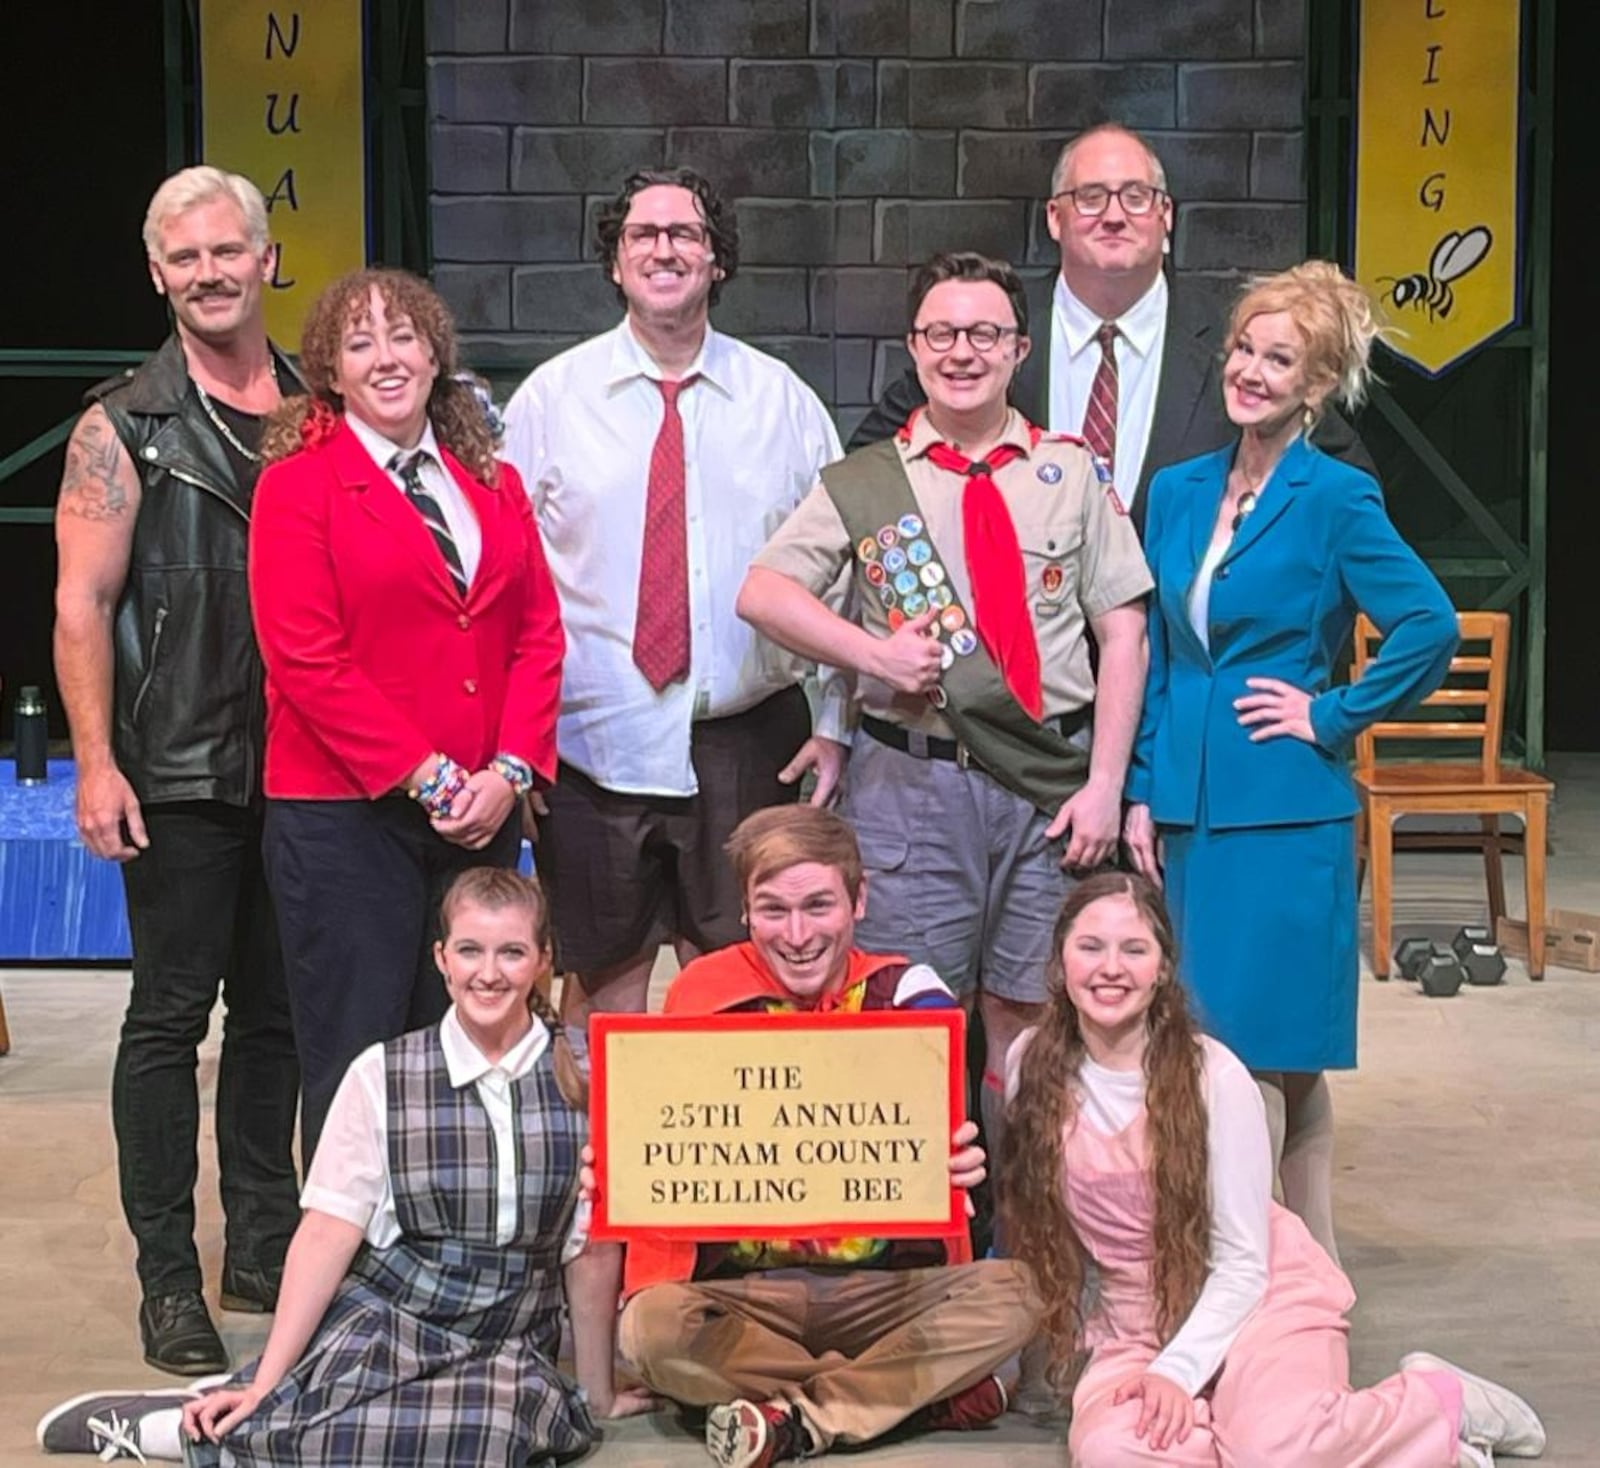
<box><xmin>1082</xmin><ymin>321</ymin><xmax>1119</xmax><ymax>467</ymax></box>
<box><xmin>391</xmin><ymin>450</ymin><xmax>468</xmax><ymax>596</ymax></box>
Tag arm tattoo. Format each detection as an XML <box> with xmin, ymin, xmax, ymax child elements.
<box><xmin>59</xmin><ymin>413</ymin><xmax>133</xmax><ymax>522</ymax></box>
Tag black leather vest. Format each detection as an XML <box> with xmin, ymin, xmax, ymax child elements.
<box><xmin>90</xmin><ymin>335</ymin><xmax>300</xmax><ymax>806</ymax></box>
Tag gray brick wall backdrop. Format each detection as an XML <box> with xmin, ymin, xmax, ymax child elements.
<box><xmin>427</xmin><ymin>0</ymin><xmax>1307</xmax><ymax>442</ymax></box>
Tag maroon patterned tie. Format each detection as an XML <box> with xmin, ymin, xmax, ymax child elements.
<box><xmin>632</xmin><ymin>377</ymin><xmax>695</xmax><ymax>692</ymax></box>
<box><xmin>1082</xmin><ymin>321</ymin><xmax>1119</xmax><ymax>467</ymax></box>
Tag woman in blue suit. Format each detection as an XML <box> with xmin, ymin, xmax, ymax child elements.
<box><xmin>1123</xmin><ymin>262</ymin><xmax>1457</xmax><ymax>1261</ymax></box>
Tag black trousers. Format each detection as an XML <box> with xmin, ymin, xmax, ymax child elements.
<box><xmin>263</xmin><ymin>797</ymin><xmax>519</xmax><ymax>1160</ymax></box>
<box><xmin>116</xmin><ymin>801</ymin><xmax>300</xmax><ymax>1298</ymax></box>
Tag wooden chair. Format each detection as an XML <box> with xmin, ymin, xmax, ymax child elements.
<box><xmin>1353</xmin><ymin>610</ymin><xmax>1553</xmax><ymax>980</ymax></box>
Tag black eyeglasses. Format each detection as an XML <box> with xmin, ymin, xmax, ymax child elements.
<box><xmin>621</xmin><ymin>222</ymin><xmax>711</xmax><ymax>252</ymax></box>
<box><xmin>1053</xmin><ymin>183</ymin><xmax>1167</xmax><ymax>217</ymax></box>
<box><xmin>910</xmin><ymin>322</ymin><xmax>1020</xmax><ymax>352</ymax></box>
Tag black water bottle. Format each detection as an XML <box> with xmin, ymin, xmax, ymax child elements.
<box><xmin>14</xmin><ymin>684</ymin><xmax>48</xmax><ymax>785</ymax></box>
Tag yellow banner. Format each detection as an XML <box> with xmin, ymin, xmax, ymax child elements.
<box><xmin>1353</xmin><ymin>0</ymin><xmax>1520</xmax><ymax>376</ymax></box>
<box><xmin>199</xmin><ymin>1</ymin><xmax>367</xmax><ymax>350</ymax></box>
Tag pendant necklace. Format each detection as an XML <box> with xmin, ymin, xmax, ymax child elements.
<box><xmin>194</xmin><ymin>362</ymin><xmax>277</xmax><ymax>464</ymax></box>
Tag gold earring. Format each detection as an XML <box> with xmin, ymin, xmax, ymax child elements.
<box><xmin>1302</xmin><ymin>405</ymin><xmax>1315</xmax><ymax>431</ymax></box>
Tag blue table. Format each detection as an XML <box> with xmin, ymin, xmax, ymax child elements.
<box><xmin>0</xmin><ymin>760</ymin><xmax>132</xmax><ymax>960</ymax></box>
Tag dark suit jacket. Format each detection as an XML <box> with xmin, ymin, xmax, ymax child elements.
<box><xmin>847</xmin><ymin>272</ymin><xmax>1375</xmax><ymax>536</ymax></box>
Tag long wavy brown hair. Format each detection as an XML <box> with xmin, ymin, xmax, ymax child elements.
<box><xmin>998</xmin><ymin>873</ymin><xmax>1210</xmax><ymax>1386</ymax></box>
<box><xmin>261</xmin><ymin>267</ymin><xmax>499</xmax><ymax>483</ymax></box>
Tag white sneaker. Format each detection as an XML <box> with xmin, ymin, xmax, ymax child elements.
<box><xmin>1457</xmin><ymin>1442</ymin><xmax>1493</xmax><ymax>1468</ymax></box>
<box><xmin>1401</xmin><ymin>1351</ymin><xmax>1547</xmax><ymax>1458</ymax></box>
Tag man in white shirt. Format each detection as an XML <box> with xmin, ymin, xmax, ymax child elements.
<box><xmin>501</xmin><ymin>167</ymin><xmax>845</xmax><ymax>1020</ymax></box>
<box><xmin>850</xmin><ymin>123</ymin><xmax>1373</xmax><ymax>527</ymax></box>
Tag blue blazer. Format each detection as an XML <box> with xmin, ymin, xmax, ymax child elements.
<box><xmin>1127</xmin><ymin>436</ymin><xmax>1457</xmax><ymax>830</ymax></box>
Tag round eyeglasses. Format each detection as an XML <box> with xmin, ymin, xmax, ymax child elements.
<box><xmin>910</xmin><ymin>322</ymin><xmax>1019</xmax><ymax>352</ymax></box>
<box><xmin>1053</xmin><ymin>183</ymin><xmax>1167</xmax><ymax>217</ymax></box>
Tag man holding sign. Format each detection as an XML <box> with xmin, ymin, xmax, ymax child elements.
<box><xmin>597</xmin><ymin>806</ymin><xmax>1038</xmax><ymax>1468</ymax></box>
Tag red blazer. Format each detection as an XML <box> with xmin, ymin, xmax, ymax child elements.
<box><xmin>250</xmin><ymin>419</ymin><xmax>564</xmax><ymax>799</ymax></box>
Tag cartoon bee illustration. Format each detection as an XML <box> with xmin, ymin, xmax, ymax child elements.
<box><xmin>1379</xmin><ymin>226</ymin><xmax>1493</xmax><ymax>321</ymax></box>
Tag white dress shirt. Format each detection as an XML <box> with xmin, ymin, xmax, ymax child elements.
<box><xmin>345</xmin><ymin>414</ymin><xmax>483</xmax><ymax>586</ymax></box>
<box><xmin>1007</xmin><ymin>1032</ymin><xmax>1272</xmax><ymax>1397</ymax></box>
<box><xmin>501</xmin><ymin>321</ymin><xmax>844</xmax><ymax>797</ymax></box>
<box><xmin>1049</xmin><ymin>271</ymin><xmax>1169</xmax><ymax>512</ymax></box>
<box><xmin>302</xmin><ymin>1007</ymin><xmax>586</xmax><ymax>1260</ymax></box>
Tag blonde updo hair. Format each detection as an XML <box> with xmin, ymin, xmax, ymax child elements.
<box><xmin>1226</xmin><ymin>260</ymin><xmax>1387</xmax><ymax>424</ymax></box>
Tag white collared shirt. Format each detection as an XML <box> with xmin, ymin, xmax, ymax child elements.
<box><xmin>501</xmin><ymin>320</ymin><xmax>845</xmax><ymax>796</ymax></box>
<box><xmin>345</xmin><ymin>413</ymin><xmax>483</xmax><ymax>586</ymax></box>
<box><xmin>1049</xmin><ymin>271</ymin><xmax>1169</xmax><ymax>510</ymax></box>
<box><xmin>302</xmin><ymin>1007</ymin><xmax>586</xmax><ymax>1259</ymax></box>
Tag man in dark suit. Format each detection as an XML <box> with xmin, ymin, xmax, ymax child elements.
<box><xmin>850</xmin><ymin>123</ymin><xmax>1371</xmax><ymax>528</ymax></box>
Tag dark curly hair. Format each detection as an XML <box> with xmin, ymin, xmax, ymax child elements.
<box><xmin>261</xmin><ymin>267</ymin><xmax>499</xmax><ymax>484</ymax></box>
<box><xmin>594</xmin><ymin>167</ymin><xmax>739</xmax><ymax>308</ymax></box>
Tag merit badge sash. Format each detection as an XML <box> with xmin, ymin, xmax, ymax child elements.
<box><xmin>820</xmin><ymin>438</ymin><xmax>1090</xmax><ymax>814</ymax></box>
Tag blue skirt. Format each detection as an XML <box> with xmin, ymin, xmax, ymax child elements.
<box><xmin>1164</xmin><ymin>815</ymin><xmax>1358</xmax><ymax>1071</ymax></box>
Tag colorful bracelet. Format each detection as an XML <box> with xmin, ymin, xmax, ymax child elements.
<box><xmin>411</xmin><ymin>754</ymin><xmax>469</xmax><ymax>818</ymax></box>
<box><xmin>489</xmin><ymin>752</ymin><xmax>536</xmax><ymax>796</ymax></box>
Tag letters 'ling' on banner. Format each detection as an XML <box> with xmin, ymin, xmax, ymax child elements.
<box><xmin>198</xmin><ymin>1</ymin><xmax>367</xmax><ymax>350</ymax></box>
<box><xmin>1353</xmin><ymin>0</ymin><xmax>1521</xmax><ymax>377</ymax></box>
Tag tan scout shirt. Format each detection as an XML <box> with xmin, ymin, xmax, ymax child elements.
<box><xmin>755</xmin><ymin>408</ymin><xmax>1153</xmax><ymax>739</ymax></box>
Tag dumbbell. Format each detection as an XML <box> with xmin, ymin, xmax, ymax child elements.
<box><xmin>1416</xmin><ymin>943</ymin><xmax>1466</xmax><ymax>998</ymax></box>
<box><xmin>1452</xmin><ymin>925</ymin><xmax>1507</xmax><ymax>986</ymax></box>
<box><xmin>1394</xmin><ymin>936</ymin><xmax>1434</xmax><ymax>982</ymax></box>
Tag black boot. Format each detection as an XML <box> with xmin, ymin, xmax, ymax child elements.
<box><xmin>139</xmin><ymin>1291</ymin><xmax>229</xmax><ymax>1376</ymax></box>
<box><xmin>220</xmin><ymin>1260</ymin><xmax>283</xmax><ymax>1313</ymax></box>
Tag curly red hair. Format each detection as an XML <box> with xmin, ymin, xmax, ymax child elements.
<box><xmin>261</xmin><ymin>268</ymin><xmax>498</xmax><ymax>483</ymax></box>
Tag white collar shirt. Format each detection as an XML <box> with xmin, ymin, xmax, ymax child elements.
<box><xmin>300</xmin><ymin>1007</ymin><xmax>585</xmax><ymax>1258</ymax></box>
<box><xmin>345</xmin><ymin>413</ymin><xmax>483</xmax><ymax>586</ymax></box>
<box><xmin>1048</xmin><ymin>271</ymin><xmax>1168</xmax><ymax>511</ymax></box>
<box><xmin>501</xmin><ymin>320</ymin><xmax>844</xmax><ymax>796</ymax></box>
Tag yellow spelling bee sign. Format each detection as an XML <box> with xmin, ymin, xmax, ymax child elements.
<box><xmin>199</xmin><ymin>1</ymin><xmax>367</xmax><ymax>350</ymax></box>
<box><xmin>1354</xmin><ymin>0</ymin><xmax>1520</xmax><ymax>376</ymax></box>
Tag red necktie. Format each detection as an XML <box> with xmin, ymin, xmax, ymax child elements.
<box><xmin>632</xmin><ymin>377</ymin><xmax>695</xmax><ymax>692</ymax></box>
<box><xmin>924</xmin><ymin>440</ymin><xmax>1043</xmax><ymax>721</ymax></box>
<box><xmin>1082</xmin><ymin>321</ymin><xmax>1119</xmax><ymax>466</ymax></box>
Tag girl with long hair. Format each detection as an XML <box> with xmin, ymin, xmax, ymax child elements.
<box><xmin>1001</xmin><ymin>872</ymin><xmax>1543</xmax><ymax>1467</ymax></box>
<box><xmin>37</xmin><ymin>870</ymin><xmax>650</xmax><ymax>1466</ymax></box>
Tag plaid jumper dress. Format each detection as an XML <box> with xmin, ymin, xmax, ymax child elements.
<box><xmin>190</xmin><ymin>1025</ymin><xmax>595</xmax><ymax>1467</ymax></box>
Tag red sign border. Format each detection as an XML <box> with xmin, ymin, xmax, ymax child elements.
<box><xmin>590</xmin><ymin>1009</ymin><xmax>967</xmax><ymax>1242</ymax></box>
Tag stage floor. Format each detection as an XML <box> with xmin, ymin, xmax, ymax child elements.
<box><xmin>4</xmin><ymin>757</ymin><xmax>1599</xmax><ymax>1466</ymax></box>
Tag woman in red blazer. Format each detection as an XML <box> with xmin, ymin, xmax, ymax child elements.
<box><xmin>250</xmin><ymin>267</ymin><xmax>563</xmax><ymax>1155</ymax></box>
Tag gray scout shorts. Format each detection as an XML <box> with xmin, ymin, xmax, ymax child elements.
<box><xmin>837</xmin><ymin>729</ymin><xmax>1075</xmax><ymax>1002</ymax></box>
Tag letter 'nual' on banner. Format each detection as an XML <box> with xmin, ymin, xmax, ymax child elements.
<box><xmin>199</xmin><ymin>0</ymin><xmax>367</xmax><ymax>350</ymax></box>
<box><xmin>1353</xmin><ymin>0</ymin><xmax>1520</xmax><ymax>377</ymax></box>
<box><xmin>589</xmin><ymin>1012</ymin><xmax>965</xmax><ymax>1241</ymax></box>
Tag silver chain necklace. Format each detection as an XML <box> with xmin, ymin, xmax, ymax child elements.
<box><xmin>193</xmin><ymin>368</ymin><xmax>275</xmax><ymax>463</ymax></box>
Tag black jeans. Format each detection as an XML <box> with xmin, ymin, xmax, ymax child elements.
<box><xmin>263</xmin><ymin>797</ymin><xmax>520</xmax><ymax>1161</ymax></box>
<box><xmin>115</xmin><ymin>801</ymin><xmax>300</xmax><ymax>1298</ymax></box>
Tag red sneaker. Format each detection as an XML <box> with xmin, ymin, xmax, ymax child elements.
<box><xmin>705</xmin><ymin>1398</ymin><xmax>811</xmax><ymax>1468</ymax></box>
<box><xmin>926</xmin><ymin>1373</ymin><xmax>1009</xmax><ymax>1431</ymax></box>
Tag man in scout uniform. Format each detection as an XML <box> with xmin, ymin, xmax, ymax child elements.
<box><xmin>611</xmin><ymin>804</ymin><xmax>1038</xmax><ymax>1468</ymax></box>
<box><xmin>737</xmin><ymin>251</ymin><xmax>1152</xmax><ymax>1170</ymax></box>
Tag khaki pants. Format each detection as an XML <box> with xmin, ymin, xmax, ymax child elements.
<box><xmin>619</xmin><ymin>1260</ymin><xmax>1039</xmax><ymax>1448</ymax></box>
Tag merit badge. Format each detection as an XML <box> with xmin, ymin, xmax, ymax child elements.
<box><xmin>878</xmin><ymin>583</ymin><xmax>897</xmax><ymax>607</ymax></box>
<box><xmin>857</xmin><ymin>536</ymin><xmax>880</xmax><ymax>562</ymax></box>
<box><xmin>902</xmin><ymin>591</ymin><xmax>929</xmax><ymax>618</ymax></box>
<box><xmin>882</xmin><ymin>546</ymin><xmax>908</xmax><ymax>574</ymax></box>
<box><xmin>865</xmin><ymin>561</ymin><xmax>886</xmax><ymax>586</ymax></box>
<box><xmin>940</xmin><ymin>605</ymin><xmax>967</xmax><ymax>634</ymax></box>
<box><xmin>1041</xmin><ymin>563</ymin><xmax>1066</xmax><ymax>600</ymax></box>
<box><xmin>893</xmin><ymin>569</ymin><xmax>919</xmax><ymax>597</ymax></box>
<box><xmin>897</xmin><ymin>513</ymin><xmax>924</xmax><ymax>537</ymax></box>
<box><xmin>927</xmin><ymin>584</ymin><xmax>955</xmax><ymax>610</ymax></box>
<box><xmin>1092</xmin><ymin>456</ymin><xmax>1130</xmax><ymax>516</ymax></box>
<box><xmin>887</xmin><ymin>606</ymin><xmax>906</xmax><ymax>631</ymax></box>
<box><xmin>940</xmin><ymin>643</ymin><xmax>955</xmax><ymax>671</ymax></box>
<box><xmin>919</xmin><ymin>562</ymin><xmax>947</xmax><ymax>589</ymax></box>
<box><xmin>1037</xmin><ymin>462</ymin><xmax>1063</xmax><ymax>484</ymax></box>
<box><xmin>950</xmin><ymin>628</ymin><xmax>979</xmax><ymax>657</ymax></box>
<box><xmin>907</xmin><ymin>539</ymin><xmax>932</xmax><ymax>566</ymax></box>
<box><xmin>928</xmin><ymin>685</ymin><xmax>949</xmax><ymax>709</ymax></box>
<box><xmin>877</xmin><ymin>525</ymin><xmax>899</xmax><ymax>549</ymax></box>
